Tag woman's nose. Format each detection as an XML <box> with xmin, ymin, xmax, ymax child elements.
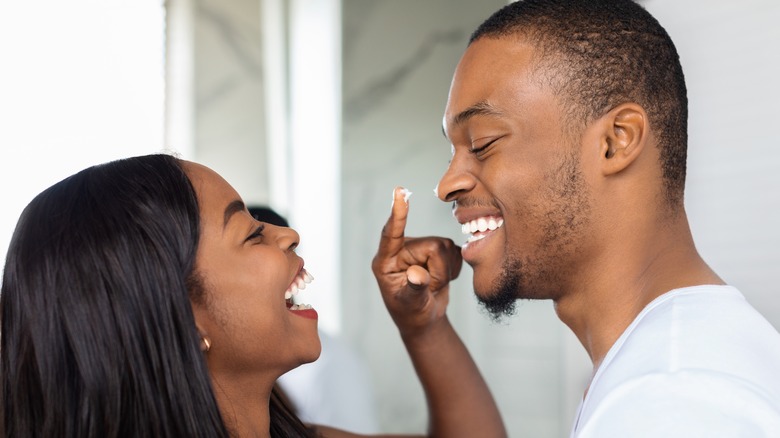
<box><xmin>268</xmin><ymin>224</ymin><xmax>299</xmax><ymax>252</ymax></box>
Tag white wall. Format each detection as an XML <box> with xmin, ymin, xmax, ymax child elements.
<box><xmin>0</xmin><ymin>1</ymin><xmax>165</xmax><ymax>271</ymax></box>
<box><xmin>10</xmin><ymin>2</ymin><xmax>770</xmax><ymax>437</ymax></box>
<box><xmin>339</xmin><ymin>1</ymin><xmax>780</xmax><ymax>436</ymax></box>
<box><xmin>644</xmin><ymin>0</ymin><xmax>780</xmax><ymax>329</ymax></box>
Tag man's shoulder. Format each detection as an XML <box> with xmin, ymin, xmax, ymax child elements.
<box><xmin>575</xmin><ymin>284</ymin><xmax>780</xmax><ymax>436</ymax></box>
<box><xmin>577</xmin><ymin>370</ymin><xmax>780</xmax><ymax>437</ymax></box>
<box><xmin>603</xmin><ymin>284</ymin><xmax>780</xmax><ymax>393</ymax></box>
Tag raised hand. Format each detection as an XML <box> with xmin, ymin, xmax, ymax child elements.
<box><xmin>371</xmin><ymin>187</ymin><xmax>462</xmax><ymax>338</ymax></box>
<box><xmin>364</xmin><ymin>187</ymin><xmax>506</xmax><ymax>438</ymax></box>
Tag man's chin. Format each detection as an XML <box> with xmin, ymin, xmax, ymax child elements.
<box><xmin>475</xmin><ymin>286</ymin><xmax>518</xmax><ymax>322</ymax></box>
<box><xmin>473</xmin><ymin>260</ymin><xmax>524</xmax><ymax>321</ymax></box>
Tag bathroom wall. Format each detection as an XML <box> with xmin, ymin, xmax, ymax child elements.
<box><xmin>163</xmin><ymin>1</ymin><xmax>780</xmax><ymax>436</ymax></box>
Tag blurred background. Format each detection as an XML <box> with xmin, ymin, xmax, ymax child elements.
<box><xmin>1</xmin><ymin>0</ymin><xmax>778</xmax><ymax>436</ymax></box>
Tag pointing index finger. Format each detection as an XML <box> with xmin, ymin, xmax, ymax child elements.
<box><xmin>377</xmin><ymin>186</ymin><xmax>412</xmax><ymax>257</ymax></box>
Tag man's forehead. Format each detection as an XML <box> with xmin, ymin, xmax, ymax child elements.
<box><xmin>448</xmin><ymin>39</ymin><xmax>537</xmax><ymax>103</ymax></box>
<box><xmin>445</xmin><ymin>49</ymin><xmax>536</xmax><ymax>129</ymax></box>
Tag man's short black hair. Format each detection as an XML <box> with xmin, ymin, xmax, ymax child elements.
<box><xmin>471</xmin><ymin>0</ymin><xmax>688</xmax><ymax>206</ymax></box>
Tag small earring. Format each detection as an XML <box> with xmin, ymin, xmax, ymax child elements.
<box><xmin>202</xmin><ymin>337</ymin><xmax>211</xmax><ymax>353</ymax></box>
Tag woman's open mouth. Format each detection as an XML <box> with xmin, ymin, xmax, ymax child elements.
<box><xmin>284</xmin><ymin>268</ymin><xmax>317</xmax><ymax>319</ymax></box>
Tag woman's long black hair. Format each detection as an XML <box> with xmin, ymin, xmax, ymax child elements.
<box><xmin>1</xmin><ymin>154</ymin><xmax>312</xmax><ymax>437</ymax></box>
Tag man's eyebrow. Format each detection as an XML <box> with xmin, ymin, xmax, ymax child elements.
<box><xmin>451</xmin><ymin>101</ymin><xmax>503</xmax><ymax>127</ymax></box>
<box><xmin>223</xmin><ymin>199</ymin><xmax>246</xmax><ymax>229</ymax></box>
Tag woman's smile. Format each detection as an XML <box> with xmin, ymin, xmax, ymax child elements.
<box><xmin>285</xmin><ymin>265</ymin><xmax>318</xmax><ymax>320</ymax></box>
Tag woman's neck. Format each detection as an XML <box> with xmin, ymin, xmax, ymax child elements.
<box><xmin>211</xmin><ymin>374</ymin><xmax>274</xmax><ymax>437</ymax></box>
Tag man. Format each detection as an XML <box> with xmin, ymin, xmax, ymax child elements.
<box><xmin>372</xmin><ymin>0</ymin><xmax>780</xmax><ymax>436</ymax></box>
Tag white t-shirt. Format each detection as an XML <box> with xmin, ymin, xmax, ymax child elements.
<box><xmin>571</xmin><ymin>285</ymin><xmax>780</xmax><ymax>437</ymax></box>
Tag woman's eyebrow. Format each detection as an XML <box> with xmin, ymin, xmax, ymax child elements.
<box><xmin>223</xmin><ymin>199</ymin><xmax>246</xmax><ymax>229</ymax></box>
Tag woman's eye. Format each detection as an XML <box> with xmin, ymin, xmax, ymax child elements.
<box><xmin>245</xmin><ymin>224</ymin><xmax>265</xmax><ymax>243</ymax></box>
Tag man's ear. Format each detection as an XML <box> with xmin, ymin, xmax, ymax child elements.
<box><xmin>598</xmin><ymin>103</ymin><xmax>648</xmax><ymax>176</ymax></box>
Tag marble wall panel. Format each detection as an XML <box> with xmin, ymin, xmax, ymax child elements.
<box><xmin>193</xmin><ymin>0</ymin><xmax>269</xmax><ymax>205</ymax></box>
<box><xmin>339</xmin><ymin>1</ymin><xmax>580</xmax><ymax>435</ymax></box>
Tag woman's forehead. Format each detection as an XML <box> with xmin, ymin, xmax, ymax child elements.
<box><xmin>181</xmin><ymin>161</ymin><xmax>242</xmax><ymax>217</ymax></box>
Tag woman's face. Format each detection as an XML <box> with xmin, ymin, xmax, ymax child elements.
<box><xmin>183</xmin><ymin>161</ymin><xmax>320</xmax><ymax>380</ymax></box>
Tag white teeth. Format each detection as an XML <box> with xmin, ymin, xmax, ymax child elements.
<box><xmin>477</xmin><ymin>218</ymin><xmax>488</xmax><ymax>232</ymax></box>
<box><xmin>289</xmin><ymin>303</ymin><xmax>313</xmax><ymax>311</ymax></box>
<box><xmin>285</xmin><ymin>269</ymin><xmax>314</xmax><ymax>299</ymax></box>
<box><xmin>461</xmin><ymin>216</ymin><xmax>504</xmax><ymax>235</ymax></box>
<box><xmin>466</xmin><ymin>233</ymin><xmax>487</xmax><ymax>244</ymax></box>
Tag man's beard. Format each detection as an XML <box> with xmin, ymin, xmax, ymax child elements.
<box><xmin>477</xmin><ymin>257</ymin><xmax>521</xmax><ymax>322</ymax></box>
<box><xmin>476</xmin><ymin>148</ymin><xmax>590</xmax><ymax>322</ymax></box>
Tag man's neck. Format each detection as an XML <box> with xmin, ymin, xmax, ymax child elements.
<box><xmin>554</xmin><ymin>223</ymin><xmax>724</xmax><ymax>370</ymax></box>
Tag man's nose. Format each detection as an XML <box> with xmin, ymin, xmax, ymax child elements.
<box><xmin>436</xmin><ymin>156</ymin><xmax>476</xmax><ymax>202</ymax></box>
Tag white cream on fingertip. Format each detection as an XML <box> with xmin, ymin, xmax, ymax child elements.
<box><xmin>400</xmin><ymin>188</ymin><xmax>413</xmax><ymax>203</ymax></box>
<box><xmin>392</xmin><ymin>187</ymin><xmax>412</xmax><ymax>206</ymax></box>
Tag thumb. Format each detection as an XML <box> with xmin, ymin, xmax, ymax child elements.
<box><xmin>406</xmin><ymin>265</ymin><xmax>431</xmax><ymax>291</ymax></box>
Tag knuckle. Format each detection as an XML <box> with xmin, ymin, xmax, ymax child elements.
<box><xmin>371</xmin><ymin>255</ymin><xmax>384</xmax><ymax>273</ymax></box>
<box><xmin>434</xmin><ymin>239</ymin><xmax>451</xmax><ymax>253</ymax></box>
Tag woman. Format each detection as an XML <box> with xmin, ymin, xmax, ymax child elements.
<box><xmin>1</xmin><ymin>154</ymin><xmax>505</xmax><ymax>437</ymax></box>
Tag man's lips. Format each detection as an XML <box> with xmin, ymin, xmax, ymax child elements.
<box><xmin>453</xmin><ymin>207</ymin><xmax>505</xmax><ymax>263</ymax></box>
<box><xmin>460</xmin><ymin>216</ymin><xmax>504</xmax><ymax>239</ymax></box>
<box><xmin>452</xmin><ymin>205</ymin><xmax>502</xmax><ymax>225</ymax></box>
<box><xmin>453</xmin><ymin>207</ymin><xmax>504</xmax><ymax>240</ymax></box>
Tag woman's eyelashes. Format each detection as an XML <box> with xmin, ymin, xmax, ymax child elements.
<box><xmin>244</xmin><ymin>224</ymin><xmax>265</xmax><ymax>243</ymax></box>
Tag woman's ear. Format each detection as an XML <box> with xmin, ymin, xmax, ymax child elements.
<box><xmin>195</xmin><ymin>322</ymin><xmax>212</xmax><ymax>352</ymax></box>
<box><xmin>191</xmin><ymin>302</ymin><xmax>212</xmax><ymax>352</ymax></box>
<box><xmin>200</xmin><ymin>335</ymin><xmax>212</xmax><ymax>353</ymax></box>
<box><xmin>598</xmin><ymin>103</ymin><xmax>648</xmax><ymax>176</ymax></box>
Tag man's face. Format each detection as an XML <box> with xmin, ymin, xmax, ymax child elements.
<box><xmin>438</xmin><ymin>37</ymin><xmax>593</xmax><ymax>319</ymax></box>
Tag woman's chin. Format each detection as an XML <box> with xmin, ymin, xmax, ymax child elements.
<box><xmin>305</xmin><ymin>342</ymin><xmax>323</xmax><ymax>364</ymax></box>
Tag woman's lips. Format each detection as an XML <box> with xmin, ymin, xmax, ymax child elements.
<box><xmin>285</xmin><ymin>267</ymin><xmax>317</xmax><ymax>319</ymax></box>
<box><xmin>288</xmin><ymin>306</ymin><xmax>318</xmax><ymax>320</ymax></box>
